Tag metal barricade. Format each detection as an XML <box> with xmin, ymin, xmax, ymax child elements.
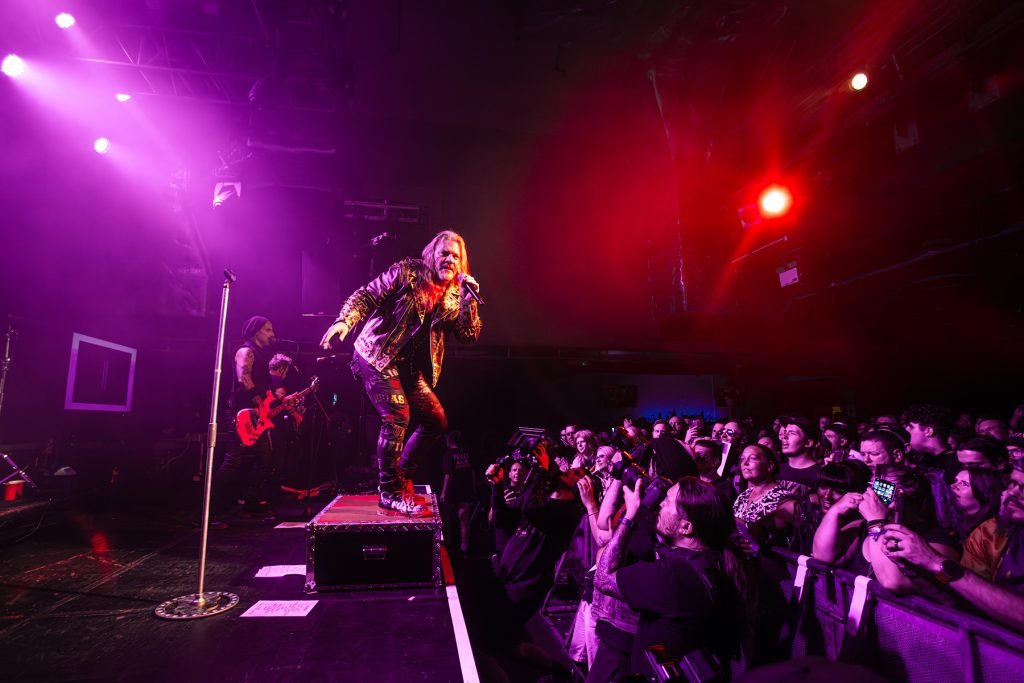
<box><xmin>766</xmin><ymin>548</ymin><xmax>1024</xmax><ymax>682</ymax></box>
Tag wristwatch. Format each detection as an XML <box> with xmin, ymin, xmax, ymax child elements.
<box><xmin>935</xmin><ymin>559</ymin><xmax>966</xmax><ymax>585</ymax></box>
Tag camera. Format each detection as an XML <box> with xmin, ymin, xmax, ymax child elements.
<box><xmin>486</xmin><ymin>450</ymin><xmax>541</xmax><ymax>485</ymax></box>
<box><xmin>610</xmin><ymin>451</ymin><xmax>673</xmax><ymax>511</ymax></box>
<box><xmin>486</xmin><ymin>427</ymin><xmax>552</xmax><ymax>484</ymax></box>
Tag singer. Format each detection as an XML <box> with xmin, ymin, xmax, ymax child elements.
<box><xmin>319</xmin><ymin>230</ymin><xmax>483</xmax><ymax>515</ymax></box>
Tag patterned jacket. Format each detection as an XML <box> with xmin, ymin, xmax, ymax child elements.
<box><xmin>335</xmin><ymin>258</ymin><xmax>482</xmax><ymax>386</ymax></box>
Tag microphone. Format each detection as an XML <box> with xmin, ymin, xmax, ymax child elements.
<box><xmin>457</xmin><ymin>273</ymin><xmax>485</xmax><ymax>305</ymax></box>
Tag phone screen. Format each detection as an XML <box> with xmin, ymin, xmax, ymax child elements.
<box><xmin>872</xmin><ymin>479</ymin><xmax>896</xmax><ymax>506</ymax></box>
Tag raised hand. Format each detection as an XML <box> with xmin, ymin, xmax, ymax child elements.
<box><xmin>576</xmin><ymin>476</ymin><xmax>597</xmax><ymax>513</ymax></box>
<box><xmin>319</xmin><ymin>321</ymin><xmax>350</xmax><ymax>349</ymax></box>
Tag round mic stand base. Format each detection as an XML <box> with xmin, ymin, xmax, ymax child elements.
<box><xmin>154</xmin><ymin>591</ymin><xmax>240</xmax><ymax>620</ymax></box>
<box><xmin>154</xmin><ymin>269</ymin><xmax>239</xmax><ymax>623</ymax></box>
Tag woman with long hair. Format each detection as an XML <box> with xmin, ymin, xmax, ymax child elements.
<box><xmin>949</xmin><ymin>466</ymin><xmax>1006</xmax><ymax>539</ymax></box>
<box><xmin>572</xmin><ymin>429</ymin><xmax>600</xmax><ymax>469</ymax></box>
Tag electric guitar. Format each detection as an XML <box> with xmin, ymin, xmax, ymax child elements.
<box><xmin>235</xmin><ymin>377</ymin><xmax>320</xmax><ymax>446</ymax></box>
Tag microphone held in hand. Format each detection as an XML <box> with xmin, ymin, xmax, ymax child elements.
<box><xmin>457</xmin><ymin>273</ymin><xmax>485</xmax><ymax>305</ymax></box>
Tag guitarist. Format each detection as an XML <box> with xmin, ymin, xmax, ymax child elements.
<box><xmin>269</xmin><ymin>353</ymin><xmax>304</xmax><ymax>425</ymax></box>
<box><xmin>213</xmin><ymin>315</ymin><xmax>279</xmax><ymax>521</ymax></box>
<box><xmin>267</xmin><ymin>352</ymin><xmax>305</xmax><ymax>472</ymax></box>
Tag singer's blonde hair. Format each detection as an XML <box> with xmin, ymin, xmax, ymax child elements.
<box><xmin>421</xmin><ymin>230</ymin><xmax>470</xmax><ymax>279</ymax></box>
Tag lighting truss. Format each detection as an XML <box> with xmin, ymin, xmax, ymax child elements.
<box><xmin>71</xmin><ymin>23</ymin><xmax>340</xmax><ymax>112</ymax></box>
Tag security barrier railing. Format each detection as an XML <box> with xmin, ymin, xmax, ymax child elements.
<box><xmin>763</xmin><ymin>548</ymin><xmax>1024</xmax><ymax>682</ymax></box>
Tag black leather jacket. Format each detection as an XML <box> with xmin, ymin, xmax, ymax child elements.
<box><xmin>335</xmin><ymin>259</ymin><xmax>482</xmax><ymax>386</ymax></box>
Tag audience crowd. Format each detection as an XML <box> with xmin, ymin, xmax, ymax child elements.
<box><xmin>458</xmin><ymin>402</ymin><xmax>1024</xmax><ymax>682</ymax></box>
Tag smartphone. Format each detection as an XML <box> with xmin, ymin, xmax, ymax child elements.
<box><xmin>734</xmin><ymin>521</ymin><xmax>761</xmax><ymax>558</ymax></box>
<box><xmin>872</xmin><ymin>479</ymin><xmax>896</xmax><ymax>506</ymax></box>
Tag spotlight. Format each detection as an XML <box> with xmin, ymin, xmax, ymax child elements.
<box><xmin>850</xmin><ymin>72</ymin><xmax>868</xmax><ymax>91</ymax></box>
<box><xmin>115</xmin><ymin>93</ymin><xmax>132</xmax><ymax>102</ymax></box>
<box><xmin>758</xmin><ymin>185</ymin><xmax>793</xmax><ymax>218</ymax></box>
<box><xmin>2</xmin><ymin>54</ymin><xmax>27</xmax><ymax>79</ymax></box>
<box><xmin>94</xmin><ymin>137</ymin><xmax>111</xmax><ymax>155</ymax></box>
<box><xmin>55</xmin><ymin>13</ymin><xmax>76</xmax><ymax>29</ymax></box>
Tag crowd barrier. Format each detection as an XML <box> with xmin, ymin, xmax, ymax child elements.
<box><xmin>763</xmin><ymin>548</ymin><xmax>1024</xmax><ymax>682</ymax></box>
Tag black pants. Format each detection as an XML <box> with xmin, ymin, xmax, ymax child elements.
<box><xmin>586</xmin><ymin>621</ymin><xmax>633</xmax><ymax>683</ymax></box>
<box><xmin>214</xmin><ymin>431</ymin><xmax>275</xmax><ymax>512</ymax></box>
<box><xmin>355</xmin><ymin>354</ymin><xmax>448</xmax><ymax>492</ymax></box>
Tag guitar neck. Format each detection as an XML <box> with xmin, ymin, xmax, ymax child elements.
<box><xmin>266</xmin><ymin>385</ymin><xmax>315</xmax><ymax>419</ymax></box>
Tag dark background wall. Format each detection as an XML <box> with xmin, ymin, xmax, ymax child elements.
<box><xmin>1</xmin><ymin>0</ymin><xmax>1023</xmax><ymax>491</ymax></box>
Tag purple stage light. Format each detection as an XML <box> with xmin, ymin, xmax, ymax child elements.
<box><xmin>94</xmin><ymin>137</ymin><xmax>111</xmax><ymax>155</ymax></box>
<box><xmin>55</xmin><ymin>13</ymin><xmax>76</xmax><ymax>29</ymax></box>
<box><xmin>2</xmin><ymin>54</ymin><xmax>27</xmax><ymax>79</ymax></box>
<box><xmin>115</xmin><ymin>93</ymin><xmax>132</xmax><ymax>102</ymax></box>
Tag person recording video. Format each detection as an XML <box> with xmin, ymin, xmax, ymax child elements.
<box><xmin>487</xmin><ymin>458</ymin><xmax>531</xmax><ymax>558</ymax></box>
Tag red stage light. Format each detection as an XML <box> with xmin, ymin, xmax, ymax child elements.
<box><xmin>758</xmin><ymin>185</ymin><xmax>792</xmax><ymax>218</ymax></box>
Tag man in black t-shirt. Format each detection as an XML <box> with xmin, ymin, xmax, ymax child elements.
<box><xmin>595</xmin><ymin>477</ymin><xmax>741</xmax><ymax>679</ymax></box>
<box><xmin>901</xmin><ymin>403</ymin><xmax>956</xmax><ymax>472</ymax></box>
<box><xmin>779</xmin><ymin>415</ymin><xmax>822</xmax><ymax>489</ymax></box>
<box><xmin>441</xmin><ymin>430</ymin><xmax>477</xmax><ymax>555</ymax></box>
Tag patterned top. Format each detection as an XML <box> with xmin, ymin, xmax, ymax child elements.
<box><xmin>733</xmin><ymin>480</ymin><xmax>805</xmax><ymax>525</ymax></box>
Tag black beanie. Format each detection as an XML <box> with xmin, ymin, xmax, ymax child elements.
<box><xmin>241</xmin><ymin>315</ymin><xmax>270</xmax><ymax>341</ymax></box>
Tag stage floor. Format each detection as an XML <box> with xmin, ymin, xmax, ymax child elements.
<box><xmin>0</xmin><ymin>494</ymin><xmax>477</xmax><ymax>682</ymax></box>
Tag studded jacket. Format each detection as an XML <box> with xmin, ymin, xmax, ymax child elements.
<box><xmin>334</xmin><ymin>258</ymin><xmax>482</xmax><ymax>387</ymax></box>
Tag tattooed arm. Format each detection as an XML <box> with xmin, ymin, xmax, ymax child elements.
<box><xmin>595</xmin><ymin>479</ymin><xmax>643</xmax><ymax>601</ymax></box>
<box><xmin>235</xmin><ymin>346</ymin><xmax>259</xmax><ymax>406</ymax></box>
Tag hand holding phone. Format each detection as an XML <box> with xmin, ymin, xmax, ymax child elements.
<box><xmin>685</xmin><ymin>425</ymin><xmax>699</xmax><ymax>444</ymax></box>
<box><xmin>872</xmin><ymin>479</ymin><xmax>896</xmax><ymax>506</ymax></box>
<box><xmin>733</xmin><ymin>521</ymin><xmax>760</xmax><ymax>559</ymax></box>
<box><xmin>859</xmin><ymin>486</ymin><xmax>892</xmax><ymax>521</ymax></box>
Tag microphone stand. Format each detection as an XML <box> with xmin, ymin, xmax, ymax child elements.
<box><xmin>290</xmin><ymin>361</ymin><xmax>330</xmax><ymax>516</ymax></box>
<box><xmin>0</xmin><ymin>317</ymin><xmax>39</xmax><ymax>493</ymax></box>
<box><xmin>155</xmin><ymin>270</ymin><xmax>240</xmax><ymax>620</ymax></box>
<box><xmin>0</xmin><ymin>316</ymin><xmax>15</xmax><ymax>425</ymax></box>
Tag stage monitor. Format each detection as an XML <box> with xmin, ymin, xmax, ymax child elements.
<box><xmin>64</xmin><ymin>333</ymin><xmax>137</xmax><ymax>412</ymax></box>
